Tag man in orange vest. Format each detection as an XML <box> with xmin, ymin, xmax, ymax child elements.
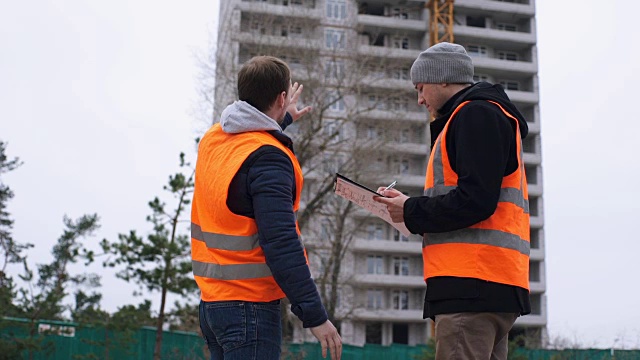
<box><xmin>375</xmin><ymin>43</ymin><xmax>531</xmax><ymax>360</ymax></box>
<box><xmin>192</xmin><ymin>56</ymin><xmax>341</xmax><ymax>360</ymax></box>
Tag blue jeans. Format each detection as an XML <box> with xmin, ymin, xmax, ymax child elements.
<box><xmin>199</xmin><ymin>299</ymin><xmax>282</xmax><ymax>360</ymax></box>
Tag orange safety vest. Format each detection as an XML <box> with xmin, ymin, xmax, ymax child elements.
<box><xmin>191</xmin><ymin>123</ymin><xmax>305</xmax><ymax>302</ymax></box>
<box><xmin>423</xmin><ymin>100</ymin><xmax>530</xmax><ymax>290</ymax></box>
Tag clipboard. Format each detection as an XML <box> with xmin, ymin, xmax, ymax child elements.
<box><xmin>334</xmin><ymin>173</ymin><xmax>386</xmax><ymax>197</ymax></box>
<box><xmin>333</xmin><ymin>173</ymin><xmax>411</xmax><ymax>237</ymax></box>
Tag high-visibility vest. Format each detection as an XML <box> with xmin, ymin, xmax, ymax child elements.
<box><xmin>191</xmin><ymin>123</ymin><xmax>304</xmax><ymax>302</ymax></box>
<box><xmin>423</xmin><ymin>100</ymin><xmax>530</xmax><ymax>290</ymax></box>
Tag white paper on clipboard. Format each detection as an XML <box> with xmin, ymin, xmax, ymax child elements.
<box><xmin>333</xmin><ymin>173</ymin><xmax>412</xmax><ymax>237</ymax></box>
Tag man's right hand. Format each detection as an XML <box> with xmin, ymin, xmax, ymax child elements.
<box><xmin>310</xmin><ymin>320</ymin><xmax>342</xmax><ymax>360</ymax></box>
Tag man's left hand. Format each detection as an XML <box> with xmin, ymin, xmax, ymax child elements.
<box><xmin>374</xmin><ymin>188</ymin><xmax>409</xmax><ymax>223</ymax></box>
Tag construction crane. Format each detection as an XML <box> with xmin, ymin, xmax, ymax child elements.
<box><xmin>427</xmin><ymin>0</ymin><xmax>455</xmax><ymax>46</ymax></box>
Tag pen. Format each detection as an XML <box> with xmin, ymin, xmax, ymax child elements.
<box><xmin>384</xmin><ymin>181</ymin><xmax>397</xmax><ymax>191</ymax></box>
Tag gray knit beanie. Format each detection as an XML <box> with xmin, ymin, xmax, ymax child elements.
<box><xmin>410</xmin><ymin>42</ymin><xmax>474</xmax><ymax>85</ymax></box>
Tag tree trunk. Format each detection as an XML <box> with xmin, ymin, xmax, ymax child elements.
<box><xmin>153</xmin><ymin>286</ymin><xmax>167</xmax><ymax>360</ymax></box>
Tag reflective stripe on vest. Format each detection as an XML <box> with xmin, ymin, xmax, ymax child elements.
<box><xmin>423</xmin><ymin>100</ymin><xmax>530</xmax><ymax>290</ymax></box>
<box><xmin>192</xmin><ymin>260</ymin><xmax>273</xmax><ymax>280</ymax></box>
<box><xmin>191</xmin><ymin>223</ymin><xmax>260</xmax><ymax>251</ymax></box>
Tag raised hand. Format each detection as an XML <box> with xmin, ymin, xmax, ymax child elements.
<box><xmin>287</xmin><ymin>82</ymin><xmax>312</xmax><ymax>121</ymax></box>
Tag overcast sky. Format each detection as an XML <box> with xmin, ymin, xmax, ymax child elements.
<box><xmin>1</xmin><ymin>0</ymin><xmax>639</xmax><ymax>349</ymax></box>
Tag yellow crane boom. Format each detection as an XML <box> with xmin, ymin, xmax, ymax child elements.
<box><xmin>428</xmin><ymin>0</ymin><xmax>455</xmax><ymax>46</ymax></box>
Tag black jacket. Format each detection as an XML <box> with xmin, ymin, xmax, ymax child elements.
<box><xmin>403</xmin><ymin>82</ymin><xmax>531</xmax><ymax>318</ymax></box>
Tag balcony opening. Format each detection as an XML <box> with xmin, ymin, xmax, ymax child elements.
<box><xmin>530</xmin><ymin>294</ymin><xmax>542</xmax><ymax>315</ymax></box>
<box><xmin>525</xmin><ymin>165</ymin><xmax>537</xmax><ymax>185</ymax></box>
<box><xmin>499</xmin><ymin>80</ymin><xmax>520</xmax><ymax>91</ymax></box>
<box><xmin>366</xmin><ymin>322</ymin><xmax>383</xmax><ymax>344</ymax></box>
<box><xmin>529</xmin><ymin>197</ymin><xmax>539</xmax><ymax>217</ymax></box>
<box><xmin>498</xmin><ymin>50</ymin><xmax>519</xmax><ymax>61</ymax></box>
<box><xmin>466</xmin><ymin>16</ymin><xmax>486</xmax><ymax>28</ymax></box>
<box><xmin>522</xmin><ymin>135</ymin><xmax>536</xmax><ymax>154</ymax></box>
<box><xmin>392</xmin><ymin>323</ymin><xmax>409</xmax><ymax>344</ymax></box>
<box><xmin>530</xmin><ymin>228</ymin><xmax>540</xmax><ymax>249</ymax></box>
<box><xmin>466</xmin><ymin>44</ymin><xmax>488</xmax><ymax>58</ymax></box>
<box><xmin>529</xmin><ymin>261</ymin><xmax>540</xmax><ymax>282</ymax></box>
<box><xmin>371</xmin><ymin>34</ymin><xmax>384</xmax><ymax>47</ymax></box>
<box><xmin>359</xmin><ymin>3</ymin><xmax>384</xmax><ymax>16</ymax></box>
<box><xmin>496</xmin><ymin>22</ymin><xmax>518</xmax><ymax>32</ymax></box>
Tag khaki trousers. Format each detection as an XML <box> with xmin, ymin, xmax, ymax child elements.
<box><xmin>434</xmin><ymin>312</ymin><xmax>519</xmax><ymax>360</ymax></box>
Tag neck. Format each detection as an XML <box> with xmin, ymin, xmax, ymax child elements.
<box><xmin>264</xmin><ymin>108</ymin><xmax>283</xmax><ymax>125</ymax></box>
<box><xmin>444</xmin><ymin>83</ymin><xmax>472</xmax><ymax>98</ymax></box>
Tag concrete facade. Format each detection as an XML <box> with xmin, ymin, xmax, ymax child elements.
<box><xmin>214</xmin><ymin>0</ymin><xmax>546</xmax><ymax>346</ymax></box>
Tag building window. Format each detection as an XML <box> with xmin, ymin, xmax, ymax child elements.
<box><xmin>393</xmin><ymin>257</ymin><xmax>409</xmax><ymax>276</ymax></box>
<box><xmin>325</xmin><ymin>60</ymin><xmax>344</xmax><ymax>80</ymax></box>
<box><xmin>399</xmin><ymin>129</ymin><xmax>409</xmax><ymax>143</ymax></box>
<box><xmin>367</xmin><ymin>223</ymin><xmax>384</xmax><ymax>240</ymax></box>
<box><xmin>466</xmin><ymin>44</ymin><xmax>488</xmax><ymax>57</ymax></box>
<box><xmin>367</xmin><ymin>125</ymin><xmax>378</xmax><ymax>140</ymax></box>
<box><xmin>322</xmin><ymin>153</ymin><xmax>344</xmax><ymax>173</ymax></box>
<box><xmin>394</xmin><ymin>230</ymin><xmax>409</xmax><ymax>242</ymax></box>
<box><xmin>367</xmin><ymin>255</ymin><xmax>384</xmax><ymax>274</ymax></box>
<box><xmin>498</xmin><ymin>51</ymin><xmax>519</xmax><ymax>61</ymax></box>
<box><xmin>392</xmin><ymin>36</ymin><xmax>409</xmax><ymax>49</ymax></box>
<box><xmin>289</xmin><ymin>25</ymin><xmax>303</xmax><ymax>38</ymax></box>
<box><xmin>365</xmin><ymin>322</ymin><xmax>383</xmax><ymax>344</ymax></box>
<box><xmin>366</xmin><ymin>290</ymin><xmax>384</xmax><ymax>309</ymax></box>
<box><xmin>473</xmin><ymin>74</ymin><xmax>489</xmax><ymax>83</ymax></box>
<box><xmin>390</xmin><ymin>97</ymin><xmax>408</xmax><ymax>111</ymax></box>
<box><xmin>466</xmin><ymin>16</ymin><xmax>486</xmax><ymax>28</ymax></box>
<box><xmin>320</xmin><ymin>220</ymin><xmax>331</xmax><ymax>239</ymax></box>
<box><xmin>325</xmin><ymin>29</ymin><xmax>346</xmax><ymax>49</ymax></box>
<box><xmin>398</xmin><ymin>159</ymin><xmax>410</xmax><ymax>175</ymax></box>
<box><xmin>392</xmin><ymin>323</ymin><xmax>409</xmax><ymax>344</ymax></box>
<box><xmin>497</xmin><ymin>22</ymin><xmax>518</xmax><ymax>32</ymax></box>
<box><xmin>392</xmin><ymin>290</ymin><xmax>409</xmax><ymax>310</ymax></box>
<box><xmin>368</xmin><ymin>94</ymin><xmax>386</xmax><ymax>110</ymax></box>
<box><xmin>250</xmin><ymin>20</ymin><xmax>266</xmax><ymax>35</ymax></box>
<box><xmin>315</xmin><ymin>249</ymin><xmax>330</xmax><ymax>275</ymax></box>
<box><xmin>499</xmin><ymin>80</ymin><xmax>520</xmax><ymax>90</ymax></box>
<box><xmin>327</xmin><ymin>91</ymin><xmax>345</xmax><ymax>112</ymax></box>
<box><xmin>327</xmin><ymin>0</ymin><xmax>347</xmax><ymax>19</ymax></box>
<box><xmin>392</xmin><ymin>67</ymin><xmax>410</xmax><ymax>80</ymax></box>
<box><xmin>391</xmin><ymin>7</ymin><xmax>409</xmax><ymax>19</ymax></box>
<box><xmin>372</xmin><ymin>157</ymin><xmax>385</xmax><ymax>172</ymax></box>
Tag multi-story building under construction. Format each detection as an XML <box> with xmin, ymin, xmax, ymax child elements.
<box><xmin>214</xmin><ymin>0</ymin><xmax>547</xmax><ymax>347</ymax></box>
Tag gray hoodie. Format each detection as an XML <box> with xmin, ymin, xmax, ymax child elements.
<box><xmin>220</xmin><ymin>101</ymin><xmax>283</xmax><ymax>134</ymax></box>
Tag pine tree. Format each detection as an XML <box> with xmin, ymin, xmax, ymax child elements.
<box><xmin>100</xmin><ymin>153</ymin><xmax>197</xmax><ymax>360</ymax></box>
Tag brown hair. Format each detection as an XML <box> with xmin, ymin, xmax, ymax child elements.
<box><xmin>237</xmin><ymin>56</ymin><xmax>290</xmax><ymax>112</ymax></box>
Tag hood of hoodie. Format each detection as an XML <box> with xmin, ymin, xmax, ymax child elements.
<box><xmin>442</xmin><ymin>82</ymin><xmax>529</xmax><ymax>139</ymax></box>
<box><xmin>220</xmin><ymin>101</ymin><xmax>283</xmax><ymax>134</ymax></box>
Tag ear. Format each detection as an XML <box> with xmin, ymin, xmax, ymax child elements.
<box><xmin>278</xmin><ymin>91</ymin><xmax>287</xmax><ymax>109</ymax></box>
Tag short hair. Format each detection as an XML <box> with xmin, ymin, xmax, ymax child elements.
<box><xmin>237</xmin><ymin>56</ymin><xmax>290</xmax><ymax>112</ymax></box>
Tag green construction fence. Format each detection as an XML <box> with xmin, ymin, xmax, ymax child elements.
<box><xmin>3</xmin><ymin>317</ymin><xmax>640</xmax><ymax>359</ymax></box>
